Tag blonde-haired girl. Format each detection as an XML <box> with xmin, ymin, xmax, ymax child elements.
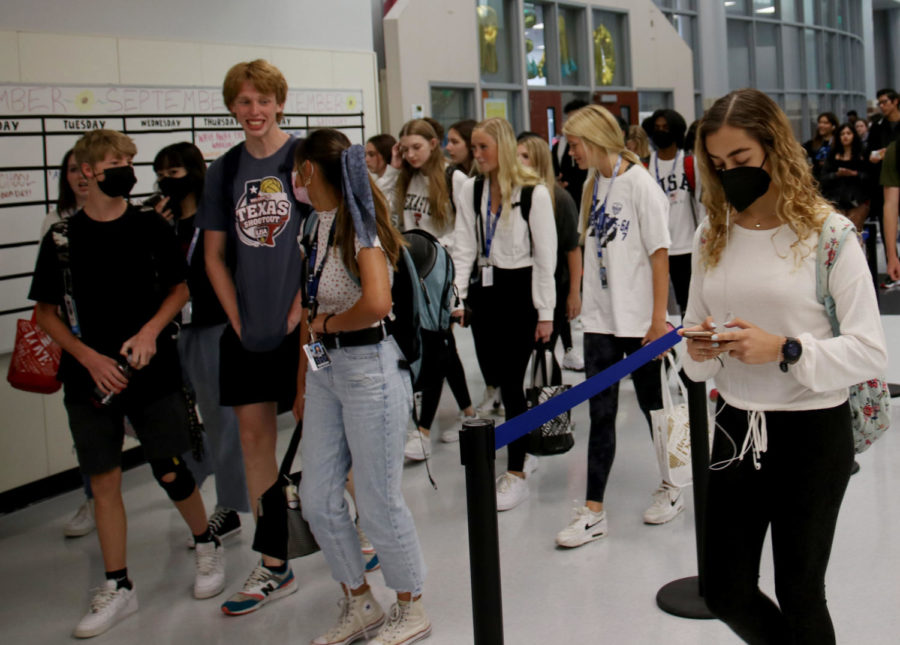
<box><xmin>554</xmin><ymin>104</ymin><xmax>673</xmax><ymax>549</ymax></box>
<box><xmin>681</xmin><ymin>88</ymin><xmax>886</xmax><ymax>643</ymax></box>
<box><xmin>450</xmin><ymin>117</ymin><xmax>557</xmax><ymax>511</ymax></box>
<box><xmin>516</xmin><ymin>133</ymin><xmax>583</xmax><ymax>374</ymax></box>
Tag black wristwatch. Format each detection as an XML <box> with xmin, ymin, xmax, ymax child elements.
<box><xmin>779</xmin><ymin>337</ymin><xmax>802</xmax><ymax>372</ymax></box>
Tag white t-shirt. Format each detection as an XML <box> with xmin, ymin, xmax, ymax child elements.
<box><xmin>400</xmin><ymin>167</ymin><xmax>466</xmax><ymax>249</ymax></box>
<box><xmin>310</xmin><ymin>208</ymin><xmax>390</xmax><ymax>323</ymax></box>
<box><xmin>649</xmin><ymin>150</ymin><xmax>702</xmax><ymax>256</ymax></box>
<box><xmin>580</xmin><ymin>164</ymin><xmax>671</xmax><ymax>337</ymax></box>
<box><xmin>682</xmin><ymin>216</ymin><xmax>887</xmax><ymax>411</ymax></box>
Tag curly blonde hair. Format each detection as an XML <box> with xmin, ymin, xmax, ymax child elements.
<box><xmin>696</xmin><ymin>89</ymin><xmax>831</xmax><ymax>268</ymax></box>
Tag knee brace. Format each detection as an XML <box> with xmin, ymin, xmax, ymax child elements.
<box><xmin>149</xmin><ymin>457</ymin><xmax>196</xmax><ymax>502</ymax></box>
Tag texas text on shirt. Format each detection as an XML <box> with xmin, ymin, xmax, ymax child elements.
<box><xmin>400</xmin><ymin>167</ymin><xmax>467</xmax><ymax>248</ymax></box>
<box><xmin>649</xmin><ymin>149</ymin><xmax>703</xmax><ymax>256</ymax></box>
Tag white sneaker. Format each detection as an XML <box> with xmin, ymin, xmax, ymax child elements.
<box><xmin>496</xmin><ymin>472</ymin><xmax>529</xmax><ymax>511</ymax></box>
<box><xmin>562</xmin><ymin>348</ymin><xmax>585</xmax><ymax>371</ymax></box>
<box><xmin>194</xmin><ymin>539</ymin><xmax>226</xmax><ymax>599</ymax></box>
<box><xmin>403</xmin><ymin>430</ymin><xmax>431</xmax><ymax>461</ymax></box>
<box><xmin>476</xmin><ymin>386</ymin><xmax>498</xmax><ymax>416</ymax></box>
<box><xmin>523</xmin><ymin>454</ymin><xmax>538</xmax><ymax>477</ymax></box>
<box><xmin>73</xmin><ymin>580</ymin><xmax>138</xmax><ymax>638</ymax></box>
<box><xmin>556</xmin><ymin>506</ymin><xmax>607</xmax><ymax>548</ymax></box>
<box><xmin>368</xmin><ymin>598</ymin><xmax>432</xmax><ymax>645</ymax></box>
<box><xmin>356</xmin><ymin>520</ymin><xmax>375</xmax><ymax>556</ymax></box>
<box><xmin>643</xmin><ymin>484</ymin><xmax>685</xmax><ymax>525</ymax></box>
<box><xmin>312</xmin><ymin>588</ymin><xmax>385</xmax><ymax>645</ymax></box>
<box><xmin>65</xmin><ymin>498</ymin><xmax>96</xmax><ymax>538</ymax></box>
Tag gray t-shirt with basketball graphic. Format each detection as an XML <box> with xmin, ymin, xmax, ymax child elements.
<box><xmin>197</xmin><ymin>138</ymin><xmax>304</xmax><ymax>352</ymax></box>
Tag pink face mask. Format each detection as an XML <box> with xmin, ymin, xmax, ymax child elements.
<box><xmin>291</xmin><ymin>170</ymin><xmax>312</xmax><ymax>206</ymax></box>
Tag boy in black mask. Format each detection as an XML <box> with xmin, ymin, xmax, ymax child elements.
<box><xmin>643</xmin><ymin>109</ymin><xmax>702</xmax><ymax>317</ymax></box>
<box><xmin>29</xmin><ymin>129</ymin><xmax>225</xmax><ymax>639</ymax></box>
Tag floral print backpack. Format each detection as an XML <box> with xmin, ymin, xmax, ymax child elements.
<box><xmin>816</xmin><ymin>212</ymin><xmax>890</xmax><ymax>453</ymax></box>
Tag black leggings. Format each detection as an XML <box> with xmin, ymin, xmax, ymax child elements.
<box><xmin>468</xmin><ymin>267</ymin><xmax>536</xmax><ymax>473</ymax></box>
<box><xmin>669</xmin><ymin>253</ymin><xmax>692</xmax><ymax>316</ymax></box>
<box><xmin>583</xmin><ymin>333</ymin><xmax>662</xmax><ymax>502</ymax></box>
<box><xmin>417</xmin><ymin>329</ymin><xmax>472</xmax><ymax>430</ymax></box>
<box><xmin>703</xmin><ymin>401</ymin><xmax>853</xmax><ymax>645</ymax></box>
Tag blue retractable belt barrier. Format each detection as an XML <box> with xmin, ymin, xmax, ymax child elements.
<box><xmin>494</xmin><ymin>328</ymin><xmax>683</xmax><ymax>450</ymax></box>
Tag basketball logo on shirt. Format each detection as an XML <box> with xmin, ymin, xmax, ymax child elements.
<box><xmin>234</xmin><ymin>176</ymin><xmax>292</xmax><ymax>248</ymax></box>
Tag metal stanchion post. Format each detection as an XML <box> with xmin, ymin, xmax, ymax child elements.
<box><xmin>459</xmin><ymin>417</ymin><xmax>504</xmax><ymax>645</ymax></box>
<box><xmin>656</xmin><ymin>376</ymin><xmax>715</xmax><ymax>619</ymax></box>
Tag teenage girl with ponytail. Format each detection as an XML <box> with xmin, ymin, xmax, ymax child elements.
<box><xmin>393</xmin><ymin>119</ymin><xmax>477</xmax><ymax>459</ymax></box>
<box><xmin>450</xmin><ymin>117</ymin><xmax>557</xmax><ymax>511</ymax></box>
<box><xmin>293</xmin><ymin>129</ymin><xmax>431</xmax><ymax>645</ymax></box>
<box><xmin>553</xmin><ymin>104</ymin><xmax>673</xmax><ymax>549</ymax></box>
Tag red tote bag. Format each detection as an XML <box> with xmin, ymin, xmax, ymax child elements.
<box><xmin>7</xmin><ymin>309</ymin><xmax>62</xmax><ymax>394</ymax></box>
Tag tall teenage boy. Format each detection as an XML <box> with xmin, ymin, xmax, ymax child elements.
<box><xmin>197</xmin><ymin>59</ymin><xmax>308</xmax><ymax>616</ymax></box>
<box><xmin>29</xmin><ymin>129</ymin><xmax>225</xmax><ymax>639</ymax></box>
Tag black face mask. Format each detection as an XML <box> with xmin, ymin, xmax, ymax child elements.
<box><xmin>158</xmin><ymin>175</ymin><xmax>195</xmax><ymax>205</ymax></box>
<box><xmin>651</xmin><ymin>130</ymin><xmax>675</xmax><ymax>150</ymax></box>
<box><xmin>96</xmin><ymin>165</ymin><xmax>136</xmax><ymax>198</ymax></box>
<box><xmin>718</xmin><ymin>156</ymin><xmax>771</xmax><ymax>213</ymax></box>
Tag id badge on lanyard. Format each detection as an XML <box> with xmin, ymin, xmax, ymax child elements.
<box><xmin>590</xmin><ymin>155</ymin><xmax>623</xmax><ymax>289</ymax></box>
<box><xmin>304</xmin><ymin>217</ymin><xmax>336</xmax><ymax>370</ymax></box>
<box><xmin>481</xmin><ymin>188</ymin><xmax>501</xmax><ymax>288</ymax></box>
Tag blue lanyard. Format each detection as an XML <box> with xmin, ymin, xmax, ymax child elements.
<box><xmin>483</xmin><ymin>186</ymin><xmax>502</xmax><ymax>259</ymax></box>
<box><xmin>307</xmin><ymin>216</ymin><xmax>337</xmax><ymax>314</ymax></box>
<box><xmin>654</xmin><ymin>150</ymin><xmax>681</xmax><ymax>196</ymax></box>
<box><xmin>186</xmin><ymin>228</ymin><xmax>200</xmax><ymax>265</ymax></box>
<box><xmin>589</xmin><ymin>155</ymin><xmax>623</xmax><ymax>263</ymax></box>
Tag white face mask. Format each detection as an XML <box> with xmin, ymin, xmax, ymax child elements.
<box><xmin>291</xmin><ymin>169</ymin><xmax>313</xmax><ymax>206</ymax></box>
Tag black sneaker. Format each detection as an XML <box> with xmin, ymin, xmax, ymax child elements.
<box><xmin>187</xmin><ymin>507</ymin><xmax>241</xmax><ymax>549</ymax></box>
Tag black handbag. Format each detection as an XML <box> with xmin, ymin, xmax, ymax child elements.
<box><xmin>526</xmin><ymin>346</ymin><xmax>575</xmax><ymax>456</ymax></box>
<box><xmin>252</xmin><ymin>421</ymin><xmax>320</xmax><ymax>561</ymax></box>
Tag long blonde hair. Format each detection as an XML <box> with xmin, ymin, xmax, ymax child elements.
<box><xmin>695</xmin><ymin>88</ymin><xmax>830</xmax><ymax>268</ymax></box>
<box><xmin>396</xmin><ymin>119</ymin><xmax>453</xmax><ymax>232</ymax></box>
<box><xmin>472</xmin><ymin>118</ymin><xmax>540</xmax><ymax>216</ymax></box>
<box><xmin>562</xmin><ymin>104</ymin><xmax>642</xmax><ymax>241</ymax></box>
<box><xmin>516</xmin><ymin>133</ymin><xmax>557</xmax><ymax>214</ymax></box>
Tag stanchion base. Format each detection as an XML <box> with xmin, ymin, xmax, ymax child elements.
<box><xmin>888</xmin><ymin>383</ymin><xmax>900</xmax><ymax>398</ymax></box>
<box><xmin>656</xmin><ymin>577</ymin><xmax>716</xmax><ymax>619</ymax></box>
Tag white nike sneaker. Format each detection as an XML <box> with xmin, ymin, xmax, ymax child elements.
<box><xmin>556</xmin><ymin>506</ymin><xmax>608</xmax><ymax>548</ymax></box>
<box><xmin>404</xmin><ymin>430</ymin><xmax>430</xmax><ymax>461</ymax></box>
<box><xmin>643</xmin><ymin>484</ymin><xmax>685</xmax><ymax>524</ymax></box>
<box><xmin>73</xmin><ymin>580</ymin><xmax>138</xmax><ymax>638</ymax></box>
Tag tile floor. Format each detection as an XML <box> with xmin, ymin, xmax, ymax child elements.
<box><xmin>1</xmin><ymin>317</ymin><xmax>898</xmax><ymax>644</ymax></box>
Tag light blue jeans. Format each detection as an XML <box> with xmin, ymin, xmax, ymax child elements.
<box><xmin>179</xmin><ymin>323</ymin><xmax>251</xmax><ymax>513</ymax></box>
<box><xmin>300</xmin><ymin>337</ymin><xmax>426</xmax><ymax>595</ymax></box>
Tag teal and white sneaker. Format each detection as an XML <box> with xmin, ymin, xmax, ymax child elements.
<box><xmin>220</xmin><ymin>561</ymin><xmax>297</xmax><ymax>616</ymax></box>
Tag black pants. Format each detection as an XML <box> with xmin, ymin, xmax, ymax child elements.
<box><xmin>669</xmin><ymin>253</ymin><xmax>692</xmax><ymax>316</ymax></box>
<box><xmin>417</xmin><ymin>329</ymin><xmax>472</xmax><ymax>430</ymax></box>
<box><xmin>468</xmin><ymin>267</ymin><xmax>536</xmax><ymax>472</ymax></box>
<box><xmin>583</xmin><ymin>333</ymin><xmax>662</xmax><ymax>502</ymax></box>
<box><xmin>551</xmin><ymin>278</ymin><xmax>573</xmax><ymax>353</ymax></box>
<box><xmin>704</xmin><ymin>401</ymin><xmax>853</xmax><ymax>645</ymax></box>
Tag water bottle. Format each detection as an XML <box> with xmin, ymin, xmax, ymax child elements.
<box><xmin>92</xmin><ymin>356</ymin><xmax>133</xmax><ymax>407</ymax></box>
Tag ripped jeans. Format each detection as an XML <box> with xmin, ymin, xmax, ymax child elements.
<box><xmin>300</xmin><ymin>336</ymin><xmax>427</xmax><ymax>595</ymax></box>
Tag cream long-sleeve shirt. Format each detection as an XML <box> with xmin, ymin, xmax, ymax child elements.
<box><xmin>451</xmin><ymin>177</ymin><xmax>557</xmax><ymax>320</ymax></box>
<box><xmin>682</xmin><ymin>215</ymin><xmax>887</xmax><ymax>411</ymax></box>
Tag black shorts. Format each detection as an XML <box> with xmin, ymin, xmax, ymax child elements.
<box><xmin>219</xmin><ymin>325</ymin><xmax>299</xmax><ymax>408</ymax></box>
<box><xmin>65</xmin><ymin>389</ymin><xmax>191</xmax><ymax>475</ymax></box>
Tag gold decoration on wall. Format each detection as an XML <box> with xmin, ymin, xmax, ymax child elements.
<box><xmin>593</xmin><ymin>24</ymin><xmax>616</xmax><ymax>86</ymax></box>
<box><xmin>559</xmin><ymin>16</ymin><xmax>577</xmax><ymax>78</ymax></box>
<box><xmin>478</xmin><ymin>5</ymin><xmax>499</xmax><ymax>75</ymax></box>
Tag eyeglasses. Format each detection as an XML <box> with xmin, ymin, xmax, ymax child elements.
<box><xmin>878</xmin><ymin>98</ymin><xmax>893</xmax><ymax>105</ymax></box>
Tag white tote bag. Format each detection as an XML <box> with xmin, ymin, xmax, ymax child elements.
<box><xmin>650</xmin><ymin>353</ymin><xmax>693</xmax><ymax>488</ymax></box>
